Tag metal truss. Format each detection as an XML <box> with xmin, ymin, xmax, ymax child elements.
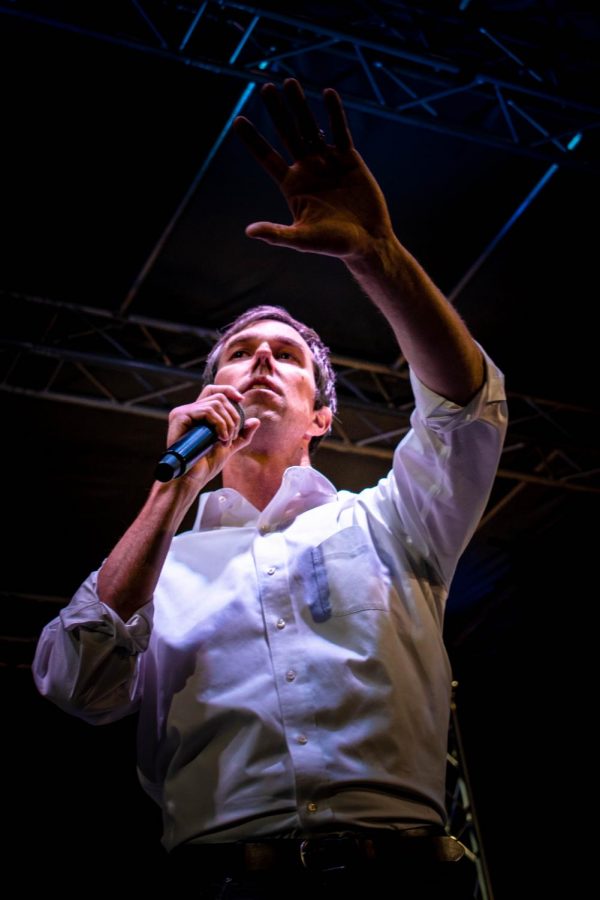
<box><xmin>446</xmin><ymin>681</ymin><xmax>494</xmax><ymax>900</ymax></box>
<box><xmin>3</xmin><ymin>291</ymin><xmax>599</xmax><ymax>501</ymax></box>
<box><xmin>1</xmin><ymin>0</ymin><xmax>597</xmax><ymax>175</ymax></box>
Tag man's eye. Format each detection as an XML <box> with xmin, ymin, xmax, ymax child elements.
<box><xmin>277</xmin><ymin>352</ymin><xmax>295</xmax><ymax>360</ymax></box>
<box><xmin>230</xmin><ymin>350</ymin><xmax>247</xmax><ymax>358</ymax></box>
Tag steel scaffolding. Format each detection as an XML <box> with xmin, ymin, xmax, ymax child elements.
<box><xmin>2</xmin><ymin>291</ymin><xmax>598</xmax><ymax>499</ymax></box>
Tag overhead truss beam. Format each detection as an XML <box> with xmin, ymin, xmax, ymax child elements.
<box><xmin>2</xmin><ymin>291</ymin><xmax>599</xmax><ymax>497</ymax></box>
<box><xmin>0</xmin><ymin>1</ymin><xmax>597</xmax><ymax>173</ymax></box>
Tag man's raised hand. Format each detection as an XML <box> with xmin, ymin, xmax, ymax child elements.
<box><xmin>233</xmin><ymin>79</ymin><xmax>395</xmax><ymax>262</ymax></box>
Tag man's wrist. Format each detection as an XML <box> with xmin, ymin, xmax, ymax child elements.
<box><xmin>148</xmin><ymin>477</ymin><xmax>203</xmax><ymax>530</ymax></box>
<box><xmin>343</xmin><ymin>233</ymin><xmax>406</xmax><ymax>280</ymax></box>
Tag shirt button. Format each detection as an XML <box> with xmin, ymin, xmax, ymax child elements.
<box><xmin>218</xmin><ymin>496</ymin><xmax>226</xmax><ymax>503</ymax></box>
<box><xmin>276</xmin><ymin>619</ymin><xmax>286</xmax><ymax>630</ymax></box>
<box><xmin>296</xmin><ymin>735</ymin><xmax>308</xmax><ymax>745</ymax></box>
<box><xmin>306</xmin><ymin>802</ymin><xmax>318</xmax><ymax>813</ymax></box>
<box><xmin>267</xmin><ymin>566</ymin><xmax>276</xmax><ymax>576</ymax></box>
<box><xmin>285</xmin><ymin>670</ymin><xmax>296</xmax><ymax>682</ymax></box>
<box><xmin>259</xmin><ymin>525</ymin><xmax>269</xmax><ymax>535</ymax></box>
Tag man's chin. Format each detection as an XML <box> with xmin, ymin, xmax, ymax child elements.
<box><xmin>240</xmin><ymin>408</ymin><xmax>280</xmax><ymax>446</ymax></box>
<box><xmin>243</xmin><ymin>386</ymin><xmax>280</xmax><ymax>402</ymax></box>
<box><xmin>241</xmin><ymin>396</ymin><xmax>280</xmax><ymax>419</ymax></box>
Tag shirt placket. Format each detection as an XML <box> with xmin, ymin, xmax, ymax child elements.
<box><xmin>253</xmin><ymin>526</ymin><xmax>333</xmax><ymax>829</ymax></box>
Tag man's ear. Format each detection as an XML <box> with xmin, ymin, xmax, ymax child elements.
<box><xmin>308</xmin><ymin>406</ymin><xmax>332</xmax><ymax>437</ymax></box>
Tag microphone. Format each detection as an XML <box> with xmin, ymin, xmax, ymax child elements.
<box><xmin>155</xmin><ymin>403</ymin><xmax>245</xmax><ymax>483</ymax></box>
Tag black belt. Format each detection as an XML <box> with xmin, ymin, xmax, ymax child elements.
<box><xmin>170</xmin><ymin>829</ymin><xmax>467</xmax><ymax>874</ymax></box>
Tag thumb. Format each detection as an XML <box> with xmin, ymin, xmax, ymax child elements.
<box><xmin>245</xmin><ymin>222</ymin><xmax>299</xmax><ymax>247</ymax></box>
<box><xmin>233</xmin><ymin>416</ymin><xmax>261</xmax><ymax>451</ymax></box>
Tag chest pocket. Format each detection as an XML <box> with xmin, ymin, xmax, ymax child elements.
<box><xmin>297</xmin><ymin>525</ymin><xmax>391</xmax><ymax>622</ymax></box>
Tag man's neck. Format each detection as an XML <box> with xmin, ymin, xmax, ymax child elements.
<box><xmin>222</xmin><ymin>446</ymin><xmax>311</xmax><ymax>511</ymax></box>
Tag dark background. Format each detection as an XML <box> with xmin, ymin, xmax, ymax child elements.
<box><xmin>1</xmin><ymin>3</ymin><xmax>598</xmax><ymax>895</ymax></box>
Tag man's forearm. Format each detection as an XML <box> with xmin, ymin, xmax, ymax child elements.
<box><xmin>97</xmin><ymin>479</ymin><xmax>199</xmax><ymax>622</ymax></box>
<box><xmin>346</xmin><ymin>235</ymin><xmax>484</xmax><ymax>405</ymax></box>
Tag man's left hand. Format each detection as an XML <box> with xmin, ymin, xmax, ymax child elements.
<box><xmin>233</xmin><ymin>79</ymin><xmax>394</xmax><ymax>263</ymax></box>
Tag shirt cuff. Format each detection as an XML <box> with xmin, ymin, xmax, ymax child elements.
<box><xmin>409</xmin><ymin>345</ymin><xmax>506</xmax><ymax>433</ymax></box>
<box><xmin>59</xmin><ymin>568</ymin><xmax>154</xmax><ymax>655</ymax></box>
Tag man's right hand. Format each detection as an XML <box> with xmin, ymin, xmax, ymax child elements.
<box><xmin>164</xmin><ymin>384</ymin><xmax>261</xmax><ymax>489</ymax></box>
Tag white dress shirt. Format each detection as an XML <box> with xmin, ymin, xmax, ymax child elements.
<box><xmin>33</xmin><ymin>354</ymin><xmax>507</xmax><ymax>851</ymax></box>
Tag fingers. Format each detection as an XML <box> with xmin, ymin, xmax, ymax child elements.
<box><xmin>280</xmin><ymin>80</ymin><xmax>326</xmax><ymax>155</ymax></box>
<box><xmin>273</xmin><ymin>79</ymin><xmax>354</xmax><ymax>156</ymax></box>
<box><xmin>167</xmin><ymin>386</ymin><xmax>244</xmax><ymax>448</ymax></box>
<box><xmin>323</xmin><ymin>87</ymin><xmax>354</xmax><ymax>152</ymax></box>
<box><xmin>259</xmin><ymin>82</ymin><xmax>307</xmax><ymax>159</ymax></box>
<box><xmin>238</xmin><ymin>79</ymin><xmax>326</xmax><ymax>162</ymax></box>
<box><xmin>263</xmin><ymin>79</ymin><xmax>328</xmax><ymax>159</ymax></box>
<box><xmin>234</xmin><ymin>79</ymin><xmax>354</xmax><ymax>168</ymax></box>
<box><xmin>232</xmin><ymin>116</ymin><xmax>288</xmax><ymax>184</ymax></box>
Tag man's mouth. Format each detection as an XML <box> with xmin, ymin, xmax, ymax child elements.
<box><xmin>244</xmin><ymin>377</ymin><xmax>279</xmax><ymax>394</ymax></box>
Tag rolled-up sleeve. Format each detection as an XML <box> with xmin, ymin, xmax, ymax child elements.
<box><xmin>386</xmin><ymin>348</ymin><xmax>507</xmax><ymax>586</ymax></box>
<box><xmin>32</xmin><ymin>568</ymin><xmax>153</xmax><ymax>725</ymax></box>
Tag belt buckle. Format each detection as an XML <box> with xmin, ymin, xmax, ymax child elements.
<box><xmin>299</xmin><ymin>835</ymin><xmax>360</xmax><ymax>874</ymax></box>
<box><xmin>299</xmin><ymin>839</ymin><xmax>315</xmax><ymax>870</ymax></box>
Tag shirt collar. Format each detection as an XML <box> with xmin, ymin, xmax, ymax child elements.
<box><xmin>193</xmin><ymin>466</ymin><xmax>337</xmax><ymax>532</ymax></box>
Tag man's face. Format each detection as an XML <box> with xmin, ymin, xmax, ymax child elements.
<box><xmin>214</xmin><ymin>319</ymin><xmax>327</xmax><ymax>445</ymax></box>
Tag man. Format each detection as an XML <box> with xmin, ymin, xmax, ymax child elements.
<box><xmin>33</xmin><ymin>80</ymin><xmax>507</xmax><ymax>897</ymax></box>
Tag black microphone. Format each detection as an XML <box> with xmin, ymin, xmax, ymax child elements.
<box><xmin>155</xmin><ymin>403</ymin><xmax>245</xmax><ymax>483</ymax></box>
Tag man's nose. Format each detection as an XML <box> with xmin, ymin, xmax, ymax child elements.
<box><xmin>252</xmin><ymin>342</ymin><xmax>274</xmax><ymax>369</ymax></box>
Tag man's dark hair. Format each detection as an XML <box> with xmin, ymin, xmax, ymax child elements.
<box><xmin>202</xmin><ymin>305</ymin><xmax>337</xmax><ymax>453</ymax></box>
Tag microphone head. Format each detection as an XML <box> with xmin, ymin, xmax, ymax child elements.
<box><xmin>154</xmin><ymin>452</ymin><xmax>182</xmax><ymax>483</ymax></box>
